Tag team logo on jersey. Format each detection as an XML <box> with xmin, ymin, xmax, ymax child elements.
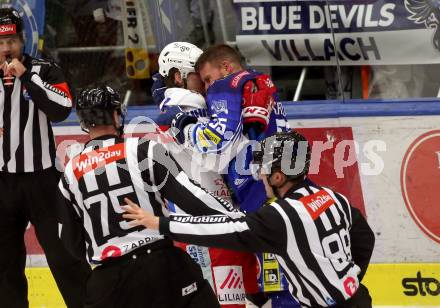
<box><xmin>233</xmin><ymin>178</ymin><xmax>246</xmax><ymax>187</ymax></box>
<box><xmin>73</xmin><ymin>143</ymin><xmax>125</xmax><ymax>180</ymax></box>
<box><xmin>214</xmin><ymin>266</ymin><xmax>246</xmax><ymax>305</ymax></box>
<box><xmin>300</xmin><ymin>190</ymin><xmax>334</xmax><ymax>220</ymax></box>
<box><xmin>211</xmin><ymin>99</ymin><xmax>228</xmax><ymax>115</ymax></box>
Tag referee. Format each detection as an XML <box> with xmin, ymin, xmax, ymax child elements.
<box><xmin>57</xmin><ymin>86</ymin><xmax>234</xmax><ymax>307</ymax></box>
<box><xmin>123</xmin><ymin>131</ymin><xmax>376</xmax><ymax>308</ymax></box>
<box><xmin>0</xmin><ymin>8</ymin><xmax>90</xmax><ymax>308</ymax></box>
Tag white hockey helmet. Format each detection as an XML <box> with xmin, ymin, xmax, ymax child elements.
<box><xmin>158</xmin><ymin>42</ymin><xmax>203</xmax><ymax>79</ymax></box>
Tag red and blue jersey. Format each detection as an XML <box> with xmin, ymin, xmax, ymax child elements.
<box><xmin>189</xmin><ymin>70</ymin><xmax>289</xmax><ymax>212</ymax></box>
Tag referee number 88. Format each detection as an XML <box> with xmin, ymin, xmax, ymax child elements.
<box><xmin>322</xmin><ymin>228</ymin><xmax>352</xmax><ymax>272</ymax></box>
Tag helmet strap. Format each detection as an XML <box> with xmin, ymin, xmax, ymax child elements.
<box><xmin>116</xmin><ymin>113</ymin><xmax>125</xmax><ymax>137</ymax></box>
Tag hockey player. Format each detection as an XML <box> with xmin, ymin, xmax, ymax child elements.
<box><xmin>168</xmin><ymin>44</ymin><xmax>289</xmax><ymax>213</ymax></box>
<box><xmin>154</xmin><ymin>41</ymin><xmax>259</xmax><ymax>308</ymax></box>
<box><xmin>123</xmin><ymin>130</ymin><xmax>376</xmax><ymax>308</ymax></box>
<box><xmin>165</xmin><ymin>44</ymin><xmax>292</xmax><ymax>306</ymax></box>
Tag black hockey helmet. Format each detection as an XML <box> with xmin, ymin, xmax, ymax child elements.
<box><xmin>0</xmin><ymin>8</ymin><xmax>23</xmax><ymax>38</ymax></box>
<box><xmin>76</xmin><ymin>86</ymin><xmax>126</xmax><ymax>135</ymax></box>
<box><xmin>253</xmin><ymin>131</ymin><xmax>311</xmax><ymax>180</ymax></box>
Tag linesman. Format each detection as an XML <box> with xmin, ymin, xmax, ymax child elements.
<box><xmin>123</xmin><ymin>131</ymin><xmax>376</xmax><ymax>308</ymax></box>
<box><xmin>57</xmin><ymin>86</ymin><xmax>236</xmax><ymax>307</ymax></box>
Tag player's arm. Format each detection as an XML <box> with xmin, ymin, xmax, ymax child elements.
<box><xmin>56</xmin><ymin>175</ymin><xmax>88</xmax><ymax>261</ymax></box>
<box><xmin>19</xmin><ymin>61</ymin><xmax>72</xmax><ymax>122</ymax></box>
<box><xmin>350</xmin><ymin>206</ymin><xmax>375</xmax><ymax>281</ymax></box>
<box><xmin>172</xmin><ymin>94</ymin><xmax>243</xmax><ymax>154</ymax></box>
<box><xmin>138</xmin><ymin>139</ymin><xmax>238</xmax><ymax>216</ymax></box>
<box><xmin>123</xmin><ymin>198</ymin><xmax>287</xmax><ymax>254</ymax></box>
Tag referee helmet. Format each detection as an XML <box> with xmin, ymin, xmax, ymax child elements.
<box><xmin>253</xmin><ymin>131</ymin><xmax>311</xmax><ymax>181</ymax></box>
<box><xmin>0</xmin><ymin>8</ymin><xmax>23</xmax><ymax>40</ymax></box>
<box><xmin>76</xmin><ymin>86</ymin><xmax>126</xmax><ymax>135</ymax></box>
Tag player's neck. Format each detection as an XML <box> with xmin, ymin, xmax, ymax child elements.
<box><xmin>276</xmin><ymin>182</ymin><xmax>294</xmax><ymax>198</ymax></box>
<box><xmin>89</xmin><ymin>126</ymin><xmax>118</xmax><ymax>140</ymax></box>
<box><xmin>276</xmin><ymin>178</ymin><xmax>303</xmax><ymax>198</ymax></box>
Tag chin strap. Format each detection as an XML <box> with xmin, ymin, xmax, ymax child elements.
<box><xmin>116</xmin><ymin>114</ymin><xmax>125</xmax><ymax>137</ymax></box>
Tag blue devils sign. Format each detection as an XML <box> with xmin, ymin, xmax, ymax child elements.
<box><xmin>233</xmin><ymin>0</ymin><xmax>440</xmax><ymax>65</ymax></box>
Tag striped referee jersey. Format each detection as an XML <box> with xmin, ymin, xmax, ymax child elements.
<box><xmin>0</xmin><ymin>54</ymin><xmax>72</xmax><ymax>173</ymax></box>
<box><xmin>159</xmin><ymin>179</ymin><xmax>375</xmax><ymax>307</ymax></box>
<box><xmin>58</xmin><ymin>135</ymin><xmax>237</xmax><ymax>264</ymax></box>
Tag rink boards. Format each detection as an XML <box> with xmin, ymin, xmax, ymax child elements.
<box><xmin>25</xmin><ymin>263</ymin><xmax>440</xmax><ymax>307</ymax></box>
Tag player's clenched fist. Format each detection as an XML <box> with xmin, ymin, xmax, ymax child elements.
<box><xmin>242</xmin><ymin>74</ymin><xmax>277</xmax><ymax>134</ymax></box>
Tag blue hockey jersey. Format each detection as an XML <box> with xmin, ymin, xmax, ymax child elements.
<box><xmin>189</xmin><ymin>70</ymin><xmax>289</xmax><ymax>212</ymax></box>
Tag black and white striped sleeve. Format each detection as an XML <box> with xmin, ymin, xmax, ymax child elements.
<box><xmin>158</xmin><ymin>203</ymin><xmax>287</xmax><ymax>254</ymax></box>
<box><xmin>20</xmin><ymin>62</ymin><xmax>72</xmax><ymax>122</ymax></box>
<box><xmin>56</xmin><ymin>174</ymin><xmax>87</xmax><ymax>261</ymax></box>
<box><xmin>140</xmin><ymin>140</ymin><xmax>237</xmax><ymax>216</ymax></box>
<box><xmin>349</xmin><ymin>206</ymin><xmax>375</xmax><ymax>281</ymax></box>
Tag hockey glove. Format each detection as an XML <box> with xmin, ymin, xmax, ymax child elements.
<box><xmin>169</xmin><ymin>107</ymin><xmax>198</xmax><ymax>144</ymax></box>
<box><xmin>151</xmin><ymin>73</ymin><xmax>167</xmax><ymax>106</ymax></box>
<box><xmin>242</xmin><ymin>74</ymin><xmax>277</xmax><ymax>135</ymax></box>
